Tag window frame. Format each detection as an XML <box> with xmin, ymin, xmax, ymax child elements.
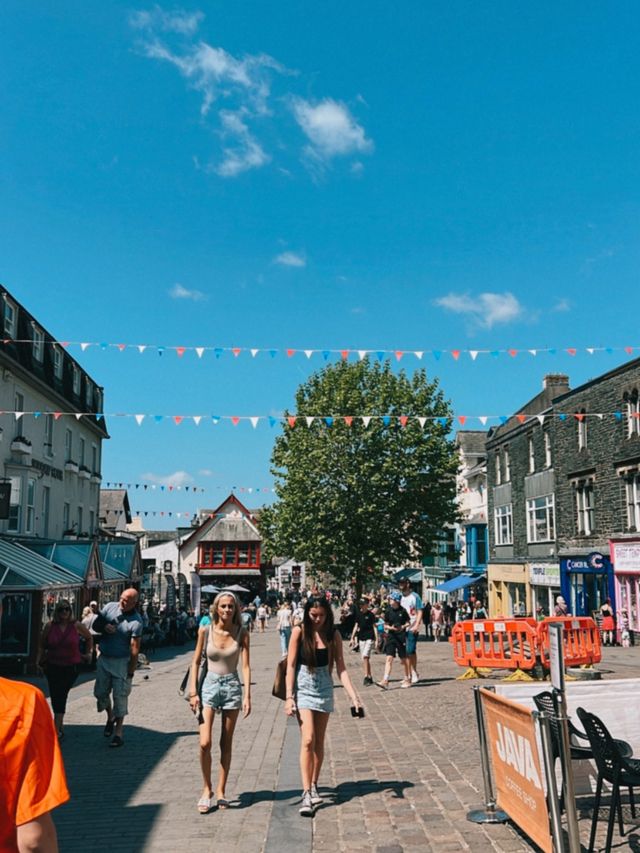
<box><xmin>495</xmin><ymin>452</ymin><xmax>502</xmax><ymax>486</ymax></box>
<box><xmin>526</xmin><ymin>494</ymin><xmax>556</xmax><ymax>543</ymax></box>
<box><xmin>494</xmin><ymin>504</ymin><xmax>513</xmax><ymax>546</ymax></box>
<box><xmin>577</xmin><ymin>409</ymin><xmax>588</xmax><ymax>451</ymax></box>
<box><xmin>528</xmin><ymin>435</ymin><xmax>535</xmax><ymax>474</ymax></box>
<box><xmin>626</xmin><ymin>476</ymin><xmax>640</xmax><ymax>531</ymax></box>
<box><xmin>32</xmin><ymin>324</ymin><xmax>44</xmax><ymax>362</ymax></box>
<box><xmin>3</xmin><ymin>297</ymin><xmax>17</xmax><ymax>338</ymax></box>
<box><xmin>503</xmin><ymin>446</ymin><xmax>511</xmax><ymax>482</ymax></box>
<box><xmin>8</xmin><ymin>476</ymin><xmax>22</xmax><ymax>533</ymax></box>
<box><xmin>72</xmin><ymin>365</ymin><xmax>81</xmax><ymax>395</ymax></box>
<box><xmin>575</xmin><ymin>482</ymin><xmax>595</xmax><ymax>535</ymax></box>
<box><xmin>52</xmin><ymin>345</ymin><xmax>63</xmax><ymax>380</ymax></box>
<box><xmin>544</xmin><ymin>430</ymin><xmax>552</xmax><ymax>468</ymax></box>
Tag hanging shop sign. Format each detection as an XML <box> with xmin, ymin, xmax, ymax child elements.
<box><xmin>528</xmin><ymin>564</ymin><xmax>560</xmax><ymax>587</ymax></box>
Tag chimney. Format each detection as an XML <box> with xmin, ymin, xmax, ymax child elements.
<box><xmin>543</xmin><ymin>374</ymin><xmax>570</xmax><ymax>392</ymax></box>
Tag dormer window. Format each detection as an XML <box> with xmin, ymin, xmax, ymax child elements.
<box><xmin>3</xmin><ymin>297</ymin><xmax>17</xmax><ymax>338</ymax></box>
<box><xmin>72</xmin><ymin>365</ymin><xmax>81</xmax><ymax>395</ymax></box>
<box><xmin>53</xmin><ymin>345</ymin><xmax>63</xmax><ymax>379</ymax></box>
<box><xmin>85</xmin><ymin>380</ymin><xmax>93</xmax><ymax>409</ymax></box>
<box><xmin>32</xmin><ymin>324</ymin><xmax>44</xmax><ymax>362</ymax></box>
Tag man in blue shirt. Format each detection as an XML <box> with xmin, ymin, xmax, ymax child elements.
<box><xmin>93</xmin><ymin>588</ymin><xmax>143</xmax><ymax>748</ymax></box>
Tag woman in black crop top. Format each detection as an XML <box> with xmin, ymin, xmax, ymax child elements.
<box><xmin>285</xmin><ymin>595</ymin><xmax>362</xmax><ymax>816</ymax></box>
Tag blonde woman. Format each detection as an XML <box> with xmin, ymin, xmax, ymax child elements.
<box><xmin>189</xmin><ymin>592</ymin><xmax>251</xmax><ymax>814</ymax></box>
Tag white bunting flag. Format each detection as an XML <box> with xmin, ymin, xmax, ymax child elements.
<box><xmin>478</xmin><ymin>416</ymin><xmax>488</xmax><ymax>426</ymax></box>
<box><xmin>137</xmin><ymin>345</ymin><xmax>147</xmax><ymax>354</ymax></box>
<box><xmin>135</xmin><ymin>414</ymin><xmax>145</xmax><ymax>426</ymax></box>
<box><xmin>417</xmin><ymin>417</ymin><xmax>427</xmax><ymax>428</ymax></box>
<box><xmin>74</xmin><ymin>413</ymin><xmax>82</xmax><ymax>421</ymax></box>
<box><xmin>250</xmin><ymin>417</ymin><xmax>259</xmax><ymax>429</ymax></box>
<box><xmin>357</xmin><ymin>350</ymin><xmax>368</xmax><ymax>361</ymax></box>
<box><xmin>193</xmin><ymin>416</ymin><xmax>202</xmax><ymax>426</ymax></box>
<box><xmin>536</xmin><ymin>414</ymin><xmax>545</xmax><ymax>425</ymax></box>
<box><xmin>250</xmin><ymin>349</ymin><xmax>259</xmax><ymax>358</ymax></box>
<box><xmin>414</xmin><ymin>351</ymin><xmax>423</xmax><ymax>360</ymax></box>
<box><xmin>195</xmin><ymin>347</ymin><xmax>205</xmax><ymax>359</ymax></box>
<box><xmin>596</xmin><ymin>413</ymin><xmax>604</xmax><ymax>420</ymax></box>
<box><xmin>305</xmin><ymin>416</ymin><xmax>315</xmax><ymax>427</ymax></box>
<box><xmin>361</xmin><ymin>416</ymin><xmax>372</xmax><ymax>428</ymax></box>
<box><xmin>470</xmin><ymin>351</ymin><xmax>479</xmax><ymax>361</ymax></box>
<box><xmin>80</xmin><ymin>342</ymin><xmax>91</xmax><ymax>351</ymax></box>
<box><xmin>528</xmin><ymin>349</ymin><xmax>537</xmax><ymax>356</ymax></box>
<box><xmin>587</xmin><ymin>348</ymin><xmax>595</xmax><ymax>355</ymax></box>
<box><xmin>304</xmin><ymin>350</ymin><xmax>314</xmax><ymax>359</ymax></box>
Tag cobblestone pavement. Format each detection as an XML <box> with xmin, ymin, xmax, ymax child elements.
<box><xmin>23</xmin><ymin>628</ymin><xmax>640</xmax><ymax>852</ymax></box>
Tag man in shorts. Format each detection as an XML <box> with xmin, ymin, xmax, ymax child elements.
<box><xmin>398</xmin><ymin>576</ymin><xmax>424</xmax><ymax>684</ymax></box>
<box><xmin>377</xmin><ymin>592</ymin><xmax>411</xmax><ymax>689</ymax></box>
<box><xmin>350</xmin><ymin>598</ymin><xmax>377</xmax><ymax>685</ymax></box>
<box><xmin>93</xmin><ymin>587</ymin><xmax>143</xmax><ymax>748</ymax></box>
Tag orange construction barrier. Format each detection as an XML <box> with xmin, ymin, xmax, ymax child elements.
<box><xmin>450</xmin><ymin>618</ymin><xmax>539</xmax><ymax>680</ymax></box>
<box><xmin>537</xmin><ymin>616</ymin><xmax>602</xmax><ymax>669</ymax></box>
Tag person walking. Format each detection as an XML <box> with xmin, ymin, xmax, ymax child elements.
<box><xmin>554</xmin><ymin>595</ymin><xmax>569</xmax><ymax>617</ymax></box>
<box><xmin>600</xmin><ymin>598</ymin><xmax>616</xmax><ymax>646</ymax></box>
<box><xmin>38</xmin><ymin>599</ymin><xmax>93</xmax><ymax>739</ymax></box>
<box><xmin>92</xmin><ymin>588</ymin><xmax>143</xmax><ymax>748</ymax></box>
<box><xmin>377</xmin><ymin>592</ymin><xmax>412</xmax><ymax>689</ymax></box>
<box><xmin>189</xmin><ymin>592</ymin><xmax>251</xmax><ymax>814</ymax></box>
<box><xmin>430</xmin><ymin>601</ymin><xmax>445</xmax><ymax>642</ymax></box>
<box><xmin>285</xmin><ymin>595</ymin><xmax>362</xmax><ymax>817</ymax></box>
<box><xmin>350</xmin><ymin>598</ymin><xmax>377</xmax><ymax>685</ymax></box>
<box><xmin>257</xmin><ymin>603</ymin><xmax>268</xmax><ymax>632</ymax></box>
<box><xmin>398</xmin><ymin>577</ymin><xmax>424</xmax><ymax>684</ymax></box>
<box><xmin>277</xmin><ymin>601</ymin><xmax>293</xmax><ymax>657</ymax></box>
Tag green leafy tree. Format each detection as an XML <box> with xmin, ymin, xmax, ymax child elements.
<box><xmin>260</xmin><ymin>359</ymin><xmax>459</xmax><ymax>596</ymax></box>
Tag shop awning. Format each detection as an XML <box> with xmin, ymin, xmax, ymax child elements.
<box><xmin>435</xmin><ymin>574</ymin><xmax>486</xmax><ymax>594</ymax></box>
<box><xmin>0</xmin><ymin>539</ymin><xmax>82</xmax><ymax>590</ymax></box>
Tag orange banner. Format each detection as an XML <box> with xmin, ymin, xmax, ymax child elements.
<box><xmin>481</xmin><ymin>689</ymin><xmax>552</xmax><ymax>853</ymax></box>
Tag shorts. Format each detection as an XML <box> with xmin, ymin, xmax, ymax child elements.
<box><xmin>94</xmin><ymin>655</ymin><xmax>132</xmax><ymax>718</ymax></box>
<box><xmin>406</xmin><ymin>631</ymin><xmax>417</xmax><ymax>655</ymax></box>
<box><xmin>384</xmin><ymin>635</ymin><xmax>407</xmax><ymax>659</ymax></box>
<box><xmin>201</xmin><ymin>671</ymin><xmax>243</xmax><ymax>710</ymax></box>
<box><xmin>295</xmin><ymin>664</ymin><xmax>334</xmax><ymax>713</ymax></box>
<box><xmin>359</xmin><ymin>639</ymin><xmax>373</xmax><ymax>659</ymax></box>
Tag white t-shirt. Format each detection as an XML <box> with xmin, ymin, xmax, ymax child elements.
<box><xmin>277</xmin><ymin>608</ymin><xmax>292</xmax><ymax>630</ymax></box>
<box><xmin>400</xmin><ymin>591</ymin><xmax>423</xmax><ymax>628</ymax></box>
<box><xmin>257</xmin><ymin>605</ymin><xmax>267</xmax><ymax>619</ymax></box>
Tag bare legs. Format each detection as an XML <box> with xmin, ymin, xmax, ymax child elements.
<box><xmin>362</xmin><ymin>655</ymin><xmax>372</xmax><ymax>680</ymax></box>
<box><xmin>297</xmin><ymin>709</ymin><xmax>330</xmax><ymax>791</ymax></box>
<box><xmin>199</xmin><ymin>706</ymin><xmax>240</xmax><ymax>801</ymax></box>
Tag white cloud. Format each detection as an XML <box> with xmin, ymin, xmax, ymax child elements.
<box><xmin>215</xmin><ymin>110</ymin><xmax>269</xmax><ymax>177</ymax></box>
<box><xmin>141</xmin><ymin>470</ymin><xmax>194</xmax><ymax>488</ymax></box>
<box><xmin>552</xmin><ymin>298</ymin><xmax>571</xmax><ymax>313</ymax></box>
<box><xmin>129</xmin><ymin>7</ymin><xmax>204</xmax><ymax>36</ymax></box>
<box><xmin>198</xmin><ymin>469</ymin><xmax>216</xmax><ymax>477</ymax></box>
<box><xmin>274</xmin><ymin>250</ymin><xmax>306</xmax><ymax>268</ymax></box>
<box><xmin>169</xmin><ymin>283</ymin><xmax>206</xmax><ymax>301</ymax></box>
<box><xmin>434</xmin><ymin>292</ymin><xmax>524</xmax><ymax>329</ymax></box>
<box><xmin>292</xmin><ymin>98</ymin><xmax>373</xmax><ymax>161</ymax></box>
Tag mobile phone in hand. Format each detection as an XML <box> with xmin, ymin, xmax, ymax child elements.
<box><xmin>351</xmin><ymin>706</ymin><xmax>365</xmax><ymax>718</ymax></box>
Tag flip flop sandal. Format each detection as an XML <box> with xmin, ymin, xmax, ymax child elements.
<box><xmin>104</xmin><ymin>719</ymin><xmax>115</xmax><ymax>737</ymax></box>
<box><xmin>109</xmin><ymin>735</ymin><xmax>124</xmax><ymax>748</ymax></box>
<box><xmin>217</xmin><ymin>798</ymin><xmax>230</xmax><ymax>809</ymax></box>
<box><xmin>197</xmin><ymin>797</ymin><xmax>212</xmax><ymax>814</ymax></box>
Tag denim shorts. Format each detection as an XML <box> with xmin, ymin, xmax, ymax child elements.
<box><xmin>295</xmin><ymin>664</ymin><xmax>334</xmax><ymax>713</ymax></box>
<box><xmin>201</xmin><ymin>671</ymin><xmax>243</xmax><ymax>710</ymax></box>
<box><xmin>405</xmin><ymin>631</ymin><xmax>417</xmax><ymax>655</ymax></box>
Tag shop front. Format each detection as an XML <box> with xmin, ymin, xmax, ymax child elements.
<box><xmin>610</xmin><ymin>539</ymin><xmax>640</xmax><ymax>637</ymax></box>
<box><xmin>528</xmin><ymin>563</ymin><xmax>561</xmax><ymax>618</ymax></box>
<box><xmin>488</xmin><ymin>562</ymin><xmax>530</xmax><ymax>618</ymax></box>
<box><xmin>560</xmin><ymin>551</ymin><xmax>615</xmax><ymax>618</ymax></box>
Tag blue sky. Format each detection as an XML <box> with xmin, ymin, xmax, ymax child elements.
<box><xmin>2</xmin><ymin>2</ymin><xmax>640</xmax><ymax>527</ymax></box>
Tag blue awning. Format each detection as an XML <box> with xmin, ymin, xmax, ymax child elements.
<box><xmin>435</xmin><ymin>574</ymin><xmax>485</xmax><ymax>593</ymax></box>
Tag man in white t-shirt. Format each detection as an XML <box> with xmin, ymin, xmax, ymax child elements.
<box><xmin>398</xmin><ymin>577</ymin><xmax>424</xmax><ymax>684</ymax></box>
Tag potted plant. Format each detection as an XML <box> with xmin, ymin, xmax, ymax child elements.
<box><xmin>10</xmin><ymin>435</ymin><xmax>32</xmax><ymax>455</ymax></box>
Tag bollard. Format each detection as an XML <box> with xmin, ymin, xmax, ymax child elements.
<box><xmin>466</xmin><ymin>686</ymin><xmax>509</xmax><ymax>825</ymax></box>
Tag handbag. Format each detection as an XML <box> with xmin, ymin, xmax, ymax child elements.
<box><xmin>272</xmin><ymin>657</ymin><xmax>287</xmax><ymax>701</ymax></box>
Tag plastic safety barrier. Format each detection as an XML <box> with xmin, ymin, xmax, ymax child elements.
<box><xmin>450</xmin><ymin>616</ymin><xmax>601</xmax><ymax>680</ymax></box>
<box><xmin>536</xmin><ymin>616</ymin><xmax>602</xmax><ymax>669</ymax></box>
<box><xmin>450</xmin><ymin>619</ymin><xmax>539</xmax><ymax>680</ymax></box>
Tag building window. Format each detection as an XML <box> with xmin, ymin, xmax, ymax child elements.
<box><xmin>494</xmin><ymin>504</ymin><xmax>513</xmax><ymax>545</ymax></box>
<box><xmin>495</xmin><ymin>452</ymin><xmax>501</xmax><ymax>486</ymax></box>
<box><xmin>527</xmin><ymin>494</ymin><xmax>556</xmax><ymax>542</ymax></box>
<box><xmin>65</xmin><ymin>429</ymin><xmax>73</xmax><ymax>462</ymax></box>
<box><xmin>3</xmin><ymin>297</ymin><xmax>17</xmax><ymax>338</ymax></box>
<box><xmin>576</xmin><ymin>483</ymin><xmax>595</xmax><ymax>535</ymax></box>
<box><xmin>85</xmin><ymin>380</ymin><xmax>92</xmax><ymax>409</ymax></box>
<box><xmin>89</xmin><ymin>510</ymin><xmax>95</xmax><ymax>535</ymax></box>
<box><xmin>577</xmin><ymin>409</ymin><xmax>588</xmax><ymax>450</ymax></box>
<box><xmin>503</xmin><ymin>447</ymin><xmax>511</xmax><ymax>482</ymax></box>
<box><xmin>92</xmin><ymin>444</ymin><xmax>98</xmax><ymax>474</ymax></box>
<box><xmin>626</xmin><ymin>476</ymin><xmax>640</xmax><ymax>531</ymax></box>
<box><xmin>53</xmin><ymin>345</ymin><xmax>63</xmax><ymax>380</ymax></box>
<box><xmin>32</xmin><ymin>325</ymin><xmax>44</xmax><ymax>362</ymax></box>
<box><xmin>44</xmin><ymin>414</ymin><xmax>54</xmax><ymax>457</ymax></box>
<box><xmin>72</xmin><ymin>365</ymin><xmax>81</xmax><ymax>395</ymax></box>
<box><xmin>465</xmin><ymin>524</ymin><xmax>487</xmax><ymax>568</ymax></box>
<box><xmin>95</xmin><ymin>387</ymin><xmax>103</xmax><ymax>414</ymax></box>
<box><xmin>26</xmin><ymin>477</ymin><xmax>36</xmax><ymax>534</ymax></box>
<box><xmin>198</xmin><ymin>542</ymin><xmax>260</xmax><ymax>568</ymax></box>
<box><xmin>624</xmin><ymin>390</ymin><xmax>640</xmax><ymax>438</ymax></box>
<box><xmin>78</xmin><ymin>507</ymin><xmax>83</xmax><ymax>535</ymax></box>
<box><xmin>528</xmin><ymin>436</ymin><xmax>535</xmax><ymax>473</ymax></box>
<box><xmin>41</xmin><ymin>486</ymin><xmax>50</xmax><ymax>538</ymax></box>
<box><xmin>14</xmin><ymin>391</ymin><xmax>25</xmax><ymax>439</ymax></box>
<box><xmin>8</xmin><ymin>477</ymin><xmax>22</xmax><ymax>533</ymax></box>
<box><xmin>79</xmin><ymin>437</ymin><xmax>86</xmax><ymax>467</ymax></box>
<box><xmin>544</xmin><ymin>431</ymin><xmax>552</xmax><ymax>468</ymax></box>
<box><xmin>63</xmin><ymin>502</ymin><xmax>70</xmax><ymax>533</ymax></box>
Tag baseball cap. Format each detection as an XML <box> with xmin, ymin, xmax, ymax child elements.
<box><xmin>390</xmin><ymin>591</ymin><xmax>402</xmax><ymax>602</ymax></box>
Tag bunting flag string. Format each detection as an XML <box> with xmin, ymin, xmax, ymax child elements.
<box><xmin>2</xmin><ymin>339</ymin><xmax>639</xmax><ymax>362</ymax></box>
<box><xmin>104</xmin><ymin>481</ymin><xmax>274</xmax><ymax>494</ymax></box>
<box><xmin>4</xmin><ymin>410</ymin><xmax>638</xmax><ymax>428</ymax></box>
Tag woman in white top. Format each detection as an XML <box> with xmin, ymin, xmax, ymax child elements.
<box><xmin>277</xmin><ymin>602</ymin><xmax>293</xmax><ymax>656</ymax></box>
<box><xmin>189</xmin><ymin>592</ymin><xmax>251</xmax><ymax>814</ymax></box>
<box><xmin>257</xmin><ymin>603</ymin><xmax>268</xmax><ymax>632</ymax></box>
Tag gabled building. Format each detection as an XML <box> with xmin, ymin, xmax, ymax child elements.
<box><xmin>99</xmin><ymin>489</ymin><xmax>132</xmax><ymax>535</ymax></box>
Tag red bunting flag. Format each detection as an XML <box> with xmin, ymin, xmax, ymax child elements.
<box><xmin>344</xmin><ymin>416</ymin><xmax>353</xmax><ymax>426</ymax></box>
<box><xmin>625</xmin><ymin>346</ymin><xmax>634</xmax><ymax>355</ymax></box>
<box><xmin>516</xmin><ymin>414</ymin><xmax>527</xmax><ymax>423</ymax></box>
<box><xmin>117</xmin><ymin>344</ymin><xmax>126</xmax><ymax>351</ymax></box>
<box><xmin>287</xmin><ymin>416</ymin><xmax>297</xmax><ymax>427</ymax></box>
<box><xmin>231</xmin><ymin>416</ymin><xmax>240</xmax><ymax>426</ymax></box>
<box><xmin>451</xmin><ymin>350</ymin><xmax>461</xmax><ymax>361</ymax></box>
<box><xmin>340</xmin><ymin>350</ymin><xmax>350</xmax><ymax>361</ymax></box>
<box><xmin>173</xmin><ymin>416</ymin><xmax>183</xmax><ymax>425</ymax></box>
<box><xmin>232</xmin><ymin>348</ymin><xmax>241</xmax><ymax>357</ymax></box>
<box><xmin>566</xmin><ymin>348</ymin><xmax>577</xmax><ymax>356</ymax></box>
<box><xmin>458</xmin><ymin>415</ymin><xmax>467</xmax><ymax>425</ymax></box>
<box><xmin>574</xmin><ymin>413</ymin><xmax>585</xmax><ymax>421</ymax></box>
<box><xmin>53</xmin><ymin>412</ymin><xmax>62</xmax><ymax>420</ymax></box>
<box><xmin>399</xmin><ymin>415</ymin><xmax>408</xmax><ymax>427</ymax></box>
<box><xmin>508</xmin><ymin>349</ymin><xmax>518</xmax><ymax>358</ymax></box>
<box><xmin>395</xmin><ymin>351</ymin><xmax>404</xmax><ymax>361</ymax></box>
<box><xmin>286</xmin><ymin>349</ymin><xmax>296</xmax><ymax>357</ymax></box>
<box><xmin>176</xmin><ymin>347</ymin><xmax>186</xmax><ymax>358</ymax></box>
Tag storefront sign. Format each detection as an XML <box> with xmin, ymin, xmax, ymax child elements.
<box><xmin>564</xmin><ymin>552</ymin><xmax>609</xmax><ymax>572</ymax></box>
<box><xmin>481</xmin><ymin>689</ymin><xmax>552</xmax><ymax>853</ymax></box>
<box><xmin>31</xmin><ymin>458</ymin><xmax>64</xmax><ymax>481</ymax></box>
<box><xmin>528</xmin><ymin>564</ymin><xmax>560</xmax><ymax>586</ymax></box>
<box><xmin>611</xmin><ymin>542</ymin><xmax>640</xmax><ymax>574</ymax></box>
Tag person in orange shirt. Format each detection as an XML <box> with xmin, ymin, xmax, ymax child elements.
<box><xmin>0</xmin><ymin>596</ymin><xmax>70</xmax><ymax>852</ymax></box>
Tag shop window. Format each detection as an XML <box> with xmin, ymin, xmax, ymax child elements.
<box><xmin>576</xmin><ymin>483</ymin><xmax>595</xmax><ymax>535</ymax></box>
<box><xmin>494</xmin><ymin>504</ymin><xmax>513</xmax><ymax>545</ymax></box>
<box><xmin>577</xmin><ymin>409</ymin><xmax>588</xmax><ymax>450</ymax></box>
<box><xmin>624</xmin><ymin>389</ymin><xmax>640</xmax><ymax>438</ymax></box>
<box><xmin>626</xmin><ymin>476</ymin><xmax>640</xmax><ymax>531</ymax></box>
<box><xmin>527</xmin><ymin>494</ymin><xmax>556</xmax><ymax>542</ymax></box>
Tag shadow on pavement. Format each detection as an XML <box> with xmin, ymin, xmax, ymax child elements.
<box><xmin>234</xmin><ymin>779</ymin><xmax>413</xmax><ymax>810</ymax></box>
<box><xmin>55</xmin><ymin>724</ymin><xmax>196</xmax><ymax>850</ymax></box>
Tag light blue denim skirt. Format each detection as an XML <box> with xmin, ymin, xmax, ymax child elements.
<box><xmin>201</xmin><ymin>671</ymin><xmax>242</xmax><ymax>710</ymax></box>
<box><xmin>295</xmin><ymin>664</ymin><xmax>334</xmax><ymax>713</ymax></box>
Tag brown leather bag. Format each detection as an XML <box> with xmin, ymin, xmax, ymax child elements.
<box><xmin>272</xmin><ymin>657</ymin><xmax>287</xmax><ymax>700</ymax></box>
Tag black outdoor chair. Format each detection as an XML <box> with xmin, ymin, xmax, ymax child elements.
<box><xmin>577</xmin><ymin>706</ymin><xmax>640</xmax><ymax>853</ymax></box>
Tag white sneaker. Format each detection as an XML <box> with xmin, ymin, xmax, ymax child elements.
<box><xmin>309</xmin><ymin>784</ymin><xmax>322</xmax><ymax>805</ymax></box>
<box><xmin>299</xmin><ymin>790</ymin><xmax>315</xmax><ymax>816</ymax></box>
<box><xmin>411</xmin><ymin>672</ymin><xmax>419</xmax><ymax>684</ymax></box>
